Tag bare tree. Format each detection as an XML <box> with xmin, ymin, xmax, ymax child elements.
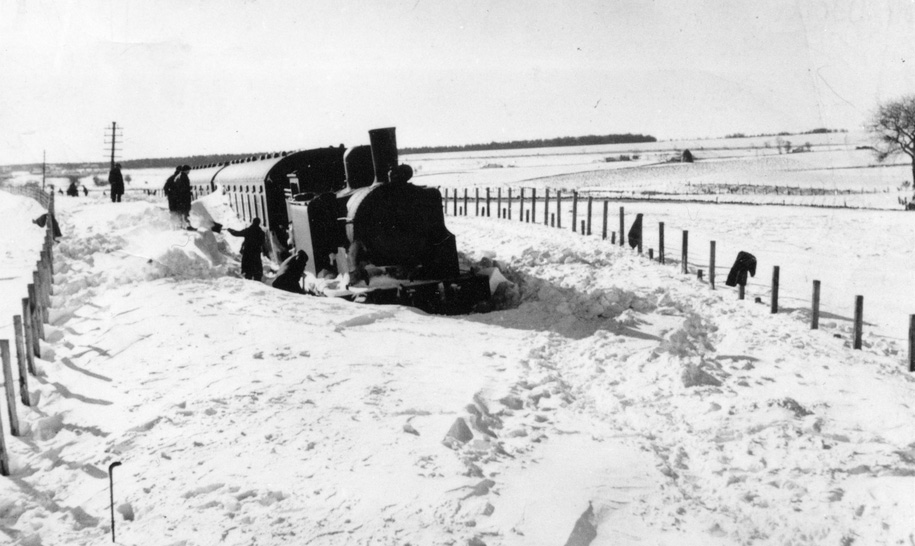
<box><xmin>869</xmin><ymin>94</ymin><xmax>915</xmax><ymax>185</ymax></box>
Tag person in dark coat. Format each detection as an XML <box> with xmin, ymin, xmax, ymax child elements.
<box><xmin>628</xmin><ymin>213</ymin><xmax>643</xmax><ymax>250</ymax></box>
<box><xmin>82</xmin><ymin>185</ymin><xmax>88</xmax><ymax>197</ymax></box>
<box><xmin>725</xmin><ymin>251</ymin><xmax>757</xmax><ymax>287</ymax></box>
<box><xmin>228</xmin><ymin>217</ymin><xmax>267</xmax><ymax>280</ymax></box>
<box><xmin>33</xmin><ymin>213</ymin><xmax>62</xmax><ymax>238</ymax></box>
<box><xmin>162</xmin><ymin>166</ymin><xmax>182</xmax><ymax>225</ymax></box>
<box><xmin>66</xmin><ymin>181</ymin><xmax>79</xmax><ymax>197</ymax></box>
<box><xmin>270</xmin><ymin>250</ymin><xmax>309</xmax><ymax>293</ymax></box>
<box><xmin>173</xmin><ymin>165</ymin><xmax>193</xmax><ymax>228</ymax></box>
<box><xmin>109</xmin><ymin>163</ymin><xmax>124</xmax><ymax>203</ymax></box>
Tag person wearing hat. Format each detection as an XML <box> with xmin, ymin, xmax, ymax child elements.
<box><xmin>108</xmin><ymin>163</ymin><xmax>124</xmax><ymax>203</ymax></box>
<box><xmin>163</xmin><ymin>166</ymin><xmax>182</xmax><ymax>226</ymax></box>
<box><xmin>174</xmin><ymin>165</ymin><xmax>193</xmax><ymax>228</ymax></box>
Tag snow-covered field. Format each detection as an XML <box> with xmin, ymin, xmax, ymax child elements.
<box><xmin>1</xmin><ymin>141</ymin><xmax>914</xmax><ymax>545</ymax></box>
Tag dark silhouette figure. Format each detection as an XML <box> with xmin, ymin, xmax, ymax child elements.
<box><xmin>66</xmin><ymin>181</ymin><xmax>79</xmax><ymax>197</ymax></box>
<box><xmin>628</xmin><ymin>213</ymin><xmax>643</xmax><ymax>250</ymax></box>
<box><xmin>725</xmin><ymin>251</ymin><xmax>757</xmax><ymax>287</ymax></box>
<box><xmin>228</xmin><ymin>218</ymin><xmax>267</xmax><ymax>280</ymax></box>
<box><xmin>173</xmin><ymin>165</ymin><xmax>193</xmax><ymax>228</ymax></box>
<box><xmin>271</xmin><ymin>250</ymin><xmax>309</xmax><ymax>293</ymax></box>
<box><xmin>109</xmin><ymin>163</ymin><xmax>124</xmax><ymax>202</ymax></box>
<box><xmin>162</xmin><ymin>166</ymin><xmax>182</xmax><ymax>224</ymax></box>
<box><xmin>33</xmin><ymin>213</ymin><xmax>62</xmax><ymax>238</ymax></box>
<box><xmin>82</xmin><ymin>185</ymin><xmax>88</xmax><ymax>197</ymax></box>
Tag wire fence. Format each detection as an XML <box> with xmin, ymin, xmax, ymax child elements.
<box><xmin>441</xmin><ymin>186</ymin><xmax>915</xmax><ymax>372</ymax></box>
<box><xmin>0</xmin><ymin>186</ymin><xmax>55</xmax><ymax>476</ymax></box>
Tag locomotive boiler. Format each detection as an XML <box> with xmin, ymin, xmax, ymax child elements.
<box><xmin>189</xmin><ymin>127</ymin><xmax>491</xmax><ymax>314</ymax></box>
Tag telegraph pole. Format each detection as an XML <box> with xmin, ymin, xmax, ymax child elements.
<box><xmin>104</xmin><ymin>122</ymin><xmax>122</xmax><ymax>169</ymax></box>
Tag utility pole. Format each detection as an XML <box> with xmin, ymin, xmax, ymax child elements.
<box><xmin>104</xmin><ymin>122</ymin><xmax>122</xmax><ymax>169</ymax></box>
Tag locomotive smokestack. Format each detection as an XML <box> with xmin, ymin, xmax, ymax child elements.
<box><xmin>368</xmin><ymin>127</ymin><xmax>398</xmax><ymax>184</ymax></box>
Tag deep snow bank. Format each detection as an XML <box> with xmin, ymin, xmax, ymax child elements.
<box><xmin>1</xmin><ymin>192</ymin><xmax>914</xmax><ymax>546</ymax></box>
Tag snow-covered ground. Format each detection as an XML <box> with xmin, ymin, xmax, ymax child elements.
<box><xmin>0</xmin><ymin>175</ymin><xmax>913</xmax><ymax>545</ymax></box>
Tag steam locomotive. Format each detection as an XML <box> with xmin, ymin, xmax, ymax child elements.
<box><xmin>188</xmin><ymin>127</ymin><xmax>491</xmax><ymax>314</ymax></box>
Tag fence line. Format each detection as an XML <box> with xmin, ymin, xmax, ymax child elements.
<box><xmin>0</xmin><ymin>187</ymin><xmax>55</xmax><ymax>476</ymax></box>
<box><xmin>442</xmin><ymin>186</ymin><xmax>914</xmax><ymax>371</ymax></box>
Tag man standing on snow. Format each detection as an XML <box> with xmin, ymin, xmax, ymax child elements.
<box><xmin>228</xmin><ymin>217</ymin><xmax>267</xmax><ymax>281</ymax></box>
<box><xmin>162</xmin><ymin>166</ymin><xmax>182</xmax><ymax>226</ymax></box>
<box><xmin>109</xmin><ymin>163</ymin><xmax>125</xmax><ymax>203</ymax></box>
<box><xmin>174</xmin><ymin>165</ymin><xmax>193</xmax><ymax>229</ymax></box>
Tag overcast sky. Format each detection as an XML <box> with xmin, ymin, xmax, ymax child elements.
<box><xmin>1</xmin><ymin>0</ymin><xmax>912</xmax><ymax>165</ymax></box>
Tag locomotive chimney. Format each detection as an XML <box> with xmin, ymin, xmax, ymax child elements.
<box><xmin>368</xmin><ymin>127</ymin><xmax>398</xmax><ymax>184</ymax></box>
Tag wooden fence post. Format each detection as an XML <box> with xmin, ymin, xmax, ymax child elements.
<box><xmin>496</xmin><ymin>188</ymin><xmax>502</xmax><ymax>218</ymax></box>
<box><xmin>550</xmin><ymin>213</ymin><xmax>555</xmax><ymax>227</ymax></box>
<box><xmin>475</xmin><ymin>188</ymin><xmax>480</xmax><ymax>216</ymax></box>
<box><xmin>619</xmin><ymin>207</ymin><xmax>625</xmax><ymax>247</ymax></box>
<box><xmin>649</xmin><ymin>249</ymin><xmax>654</xmax><ymax>260</ymax></box>
<box><xmin>13</xmin><ymin>317</ymin><xmax>29</xmax><ymax>407</ymax></box>
<box><xmin>463</xmin><ymin>189</ymin><xmax>468</xmax><ymax>216</ymax></box>
<box><xmin>586</xmin><ymin>196</ymin><xmax>593</xmax><ymax>235</ymax></box>
<box><xmin>544</xmin><ymin>189</ymin><xmax>550</xmax><ymax>225</ymax></box>
<box><xmin>507</xmin><ymin>188</ymin><xmax>512</xmax><ymax>220</ymax></box>
<box><xmin>486</xmin><ymin>188</ymin><xmax>491</xmax><ymax>217</ymax></box>
<box><xmin>771</xmin><ymin>266</ymin><xmax>780</xmax><ymax>314</ymax></box>
<box><xmin>443</xmin><ymin>188</ymin><xmax>448</xmax><ymax>214</ymax></box>
<box><xmin>602</xmin><ymin>200</ymin><xmax>608</xmax><ymax>240</ymax></box>
<box><xmin>908</xmin><ymin>315</ymin><xmax>914</xmax><ymax>372</ymax></box>
<box><xmin>556</xmin><ymin>190</ymin><xmax>562</xmax><ymax>228</ymax></box>
<box><xmin>681</xmin><ymin>230</ymin><xmax>689</xmax><ymax>274</ymax></box>
<box><xmin>526</xmin><ymin>210</ymin><xmax>530</xmax><ymax>223</ymax></box>
<box><xmin>811</xmin><ymin>280</ymin><xmax>821</xmax><ymax>329</ymax></box>
<box><xmin>580</xmin><ymin>220</ymin><xmax>585</xmax><ymax>234</ymax></box>
<box><xmin>698</xmin><ymin>270</ymin><xmax>704</xmax><ymax>281</ymax></box>
<box><xmin>709</xmin><ymin>241</ymin><xmax>716</xmax><ymax>289</ymax></box>
<box><xmin>738</xmin><ymin>284</ymin><xmax>745</xmax><ymax>300</ymax></box>
<box><xmin>42</xmin><ymin>249</ymin><xmax>54</xmax><ymax>294</ymax></box>
<box><xmin>572</xmin><ymin>191</ymin><xmax>578</xmax><ymax>232</ymax></box>
<box><xmin>27</xmin><ymin>284</ymin><xmax>43</xmax><ymax>345</ymax></box>
<box><xmin>519</xmin><ymin>188</ymin><xmax>525</xmax><ymax>221</ymax></box>
<box><xmin>853</xmin><ymin>296</ymin><xmax>863</xmax><ymax>350</ymax></box>
<box><xmin>0</xmin><ymin>406</ymin><xmax>8</xmax><ymax>476</ymax></box>
<box><xmin>20</xmin><ymin>299</ymin><xmax>35</xmax><ymax>374</ymax></box>
<box><xmin>2</xmin><ymin>340</ymin><xmax>20</xmax><ymax>437</ymax></box>
<box><xmin>531</xmin><ymin>188</ymin><xmax>536</xmax><ymax>223</ymax></box>
<box><xmin>452</xmin><ymin>190</ymin><xmax>457</xmax><ymax>216</ymax></box>
<box><xmin>659</xmin><ymin>222</ymin><xmax>665</xmax><ymax>264</ymax></box>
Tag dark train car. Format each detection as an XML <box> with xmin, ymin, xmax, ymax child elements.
<box><xmin>192</xmin><ymin>148</ymin><xmax>346</xmax><ymax>258</ymax></box>
<box><xmin>193</xmin><ymin>127</ymin><xmax>490</xmax><ymax>314</ymax></box>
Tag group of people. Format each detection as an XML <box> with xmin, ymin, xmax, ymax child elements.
<box><xmin>163</xmin><ymin>165</ymin><xmax>193</xmax><ymax>228</ymax></box>
<box><xmin>226</xmin><ymin>218</ymin><xmax>310</xmax><ymax>294</ymax></box>
<box><xmin>65</xmin><ymin>181</ymin><xmax>88</xmax><ymax>197</ymax></box>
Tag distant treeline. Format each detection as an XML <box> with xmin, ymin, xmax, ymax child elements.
<box><xmin>400</xmin><ymin>133</ymin><xmax>657</xmax><ymax>154</ymax></box>
<box><xmin>119</xmin><ymin>153</ymin><xmax>276</xmax><ymax>170</ymax></box>
<box><xmin>723</xmin><ymin>128</ymin><xmax>848</xmax><ymax>139</ymax></box>
<box><xmin>2</xmin><ymin>153</ymin><xmax>277</xmax><ymax>172</ymax></box>
<box><xmin>4</xmin><ymin>133</ymin><xmax>659</xmax><ymax>170</ymax></box>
